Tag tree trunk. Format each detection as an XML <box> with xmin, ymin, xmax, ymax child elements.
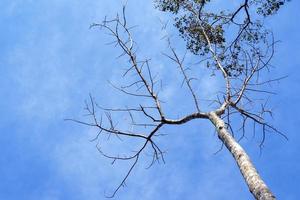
<box><xmin>208</xmin><ymin>112</ymin><xmax>275</xmax><ymax>200</ymax></box>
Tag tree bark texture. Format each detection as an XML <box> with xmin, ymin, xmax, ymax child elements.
<box><xmin>208</xmin><ymin>112</ymin><xmax>275</xmax><ymax>200</ymax></box>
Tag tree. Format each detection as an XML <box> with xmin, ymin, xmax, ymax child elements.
<box><xmin>68</xmin><ymin>0</ymin><xmax>289</xmax><ymax>199</ymax></box>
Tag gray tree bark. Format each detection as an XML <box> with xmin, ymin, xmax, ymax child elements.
<box><xmin>208</xmin><ymin>112</ymin><xmax>275</xmax><ymax>200</ymax></box>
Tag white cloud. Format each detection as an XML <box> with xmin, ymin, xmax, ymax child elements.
<box><xmin>0</xmin><ymin>0</ymin><xmax>274</xmax><ymax>199</ymax></box>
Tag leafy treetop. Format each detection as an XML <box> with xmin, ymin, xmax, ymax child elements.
<box><xmin>155</xmin><ymin>0</ymin><xmax>289</xmax><ymax>77</ymax></box>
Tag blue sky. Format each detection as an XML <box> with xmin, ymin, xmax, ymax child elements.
<box><xmin>0</xmin><ymin>0</ymin><xmax>300</xmax><ymax>200</ymax></box>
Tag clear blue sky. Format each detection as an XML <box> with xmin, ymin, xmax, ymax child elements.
<box><xmin>0</xmin><ymin>0</ymin><xmax>300</xmax><ymax>200</ymax></box>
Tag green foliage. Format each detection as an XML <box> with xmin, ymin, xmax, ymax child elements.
<box><xmin>155</xmin><ymin>0</ymin><xmax>210</xmax><ymax>13</ymax></box>
<box><xmin>254</xmin><ymin>0</ymin><xmax>289</xmax><ymax>16</ymax></box>
<box><xmin>175</xmin><ymin>15</ymin><xmax>225</xmax><ymax>55</ymax></box>
<box><xmin>155</xmin><ymin>0</ymin><xmax>289</xmax><ymax>77</ymax></box>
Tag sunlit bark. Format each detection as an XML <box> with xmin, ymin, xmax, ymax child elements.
<box><xmin>209</xmin><ymin>112</ymin><xmax>275</xmax><ymax>200</ymax></box>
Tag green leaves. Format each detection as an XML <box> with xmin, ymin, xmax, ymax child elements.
<box><xmin>254</xmin><ymin>0</ymin><xmax>289</xmax><ymax>16</ymax></box>
<box><xmin>154</xmin><ymin>0</ymin><xmax>289</xmax><ymax>77</ymax></box>
<box><xmin>155</xmin><ymin>0</ymin><xmax>210</xmax><ymax>13</ymax></box>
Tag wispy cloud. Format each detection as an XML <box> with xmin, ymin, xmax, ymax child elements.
<box><xmin>1</xmin><ymin>0</ymin><xmax>299</xmax><ymax>199</ymax></box>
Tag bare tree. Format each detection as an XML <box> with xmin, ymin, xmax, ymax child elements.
<box><xmin>68</xmin><ymin>0</ymin><xmax>289</xmax><ymax>199</ymax></box>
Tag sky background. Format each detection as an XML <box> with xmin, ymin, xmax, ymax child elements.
<box><xmin>0</xmin><ymin>0</ymin><xmax>300</xmax><ymax>200</ymax></box>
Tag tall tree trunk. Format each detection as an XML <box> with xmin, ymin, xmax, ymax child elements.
<box><xmin>208</xmin><ymin>112</ymin><xmax>275</xmax><ymax>200</ymax></box>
